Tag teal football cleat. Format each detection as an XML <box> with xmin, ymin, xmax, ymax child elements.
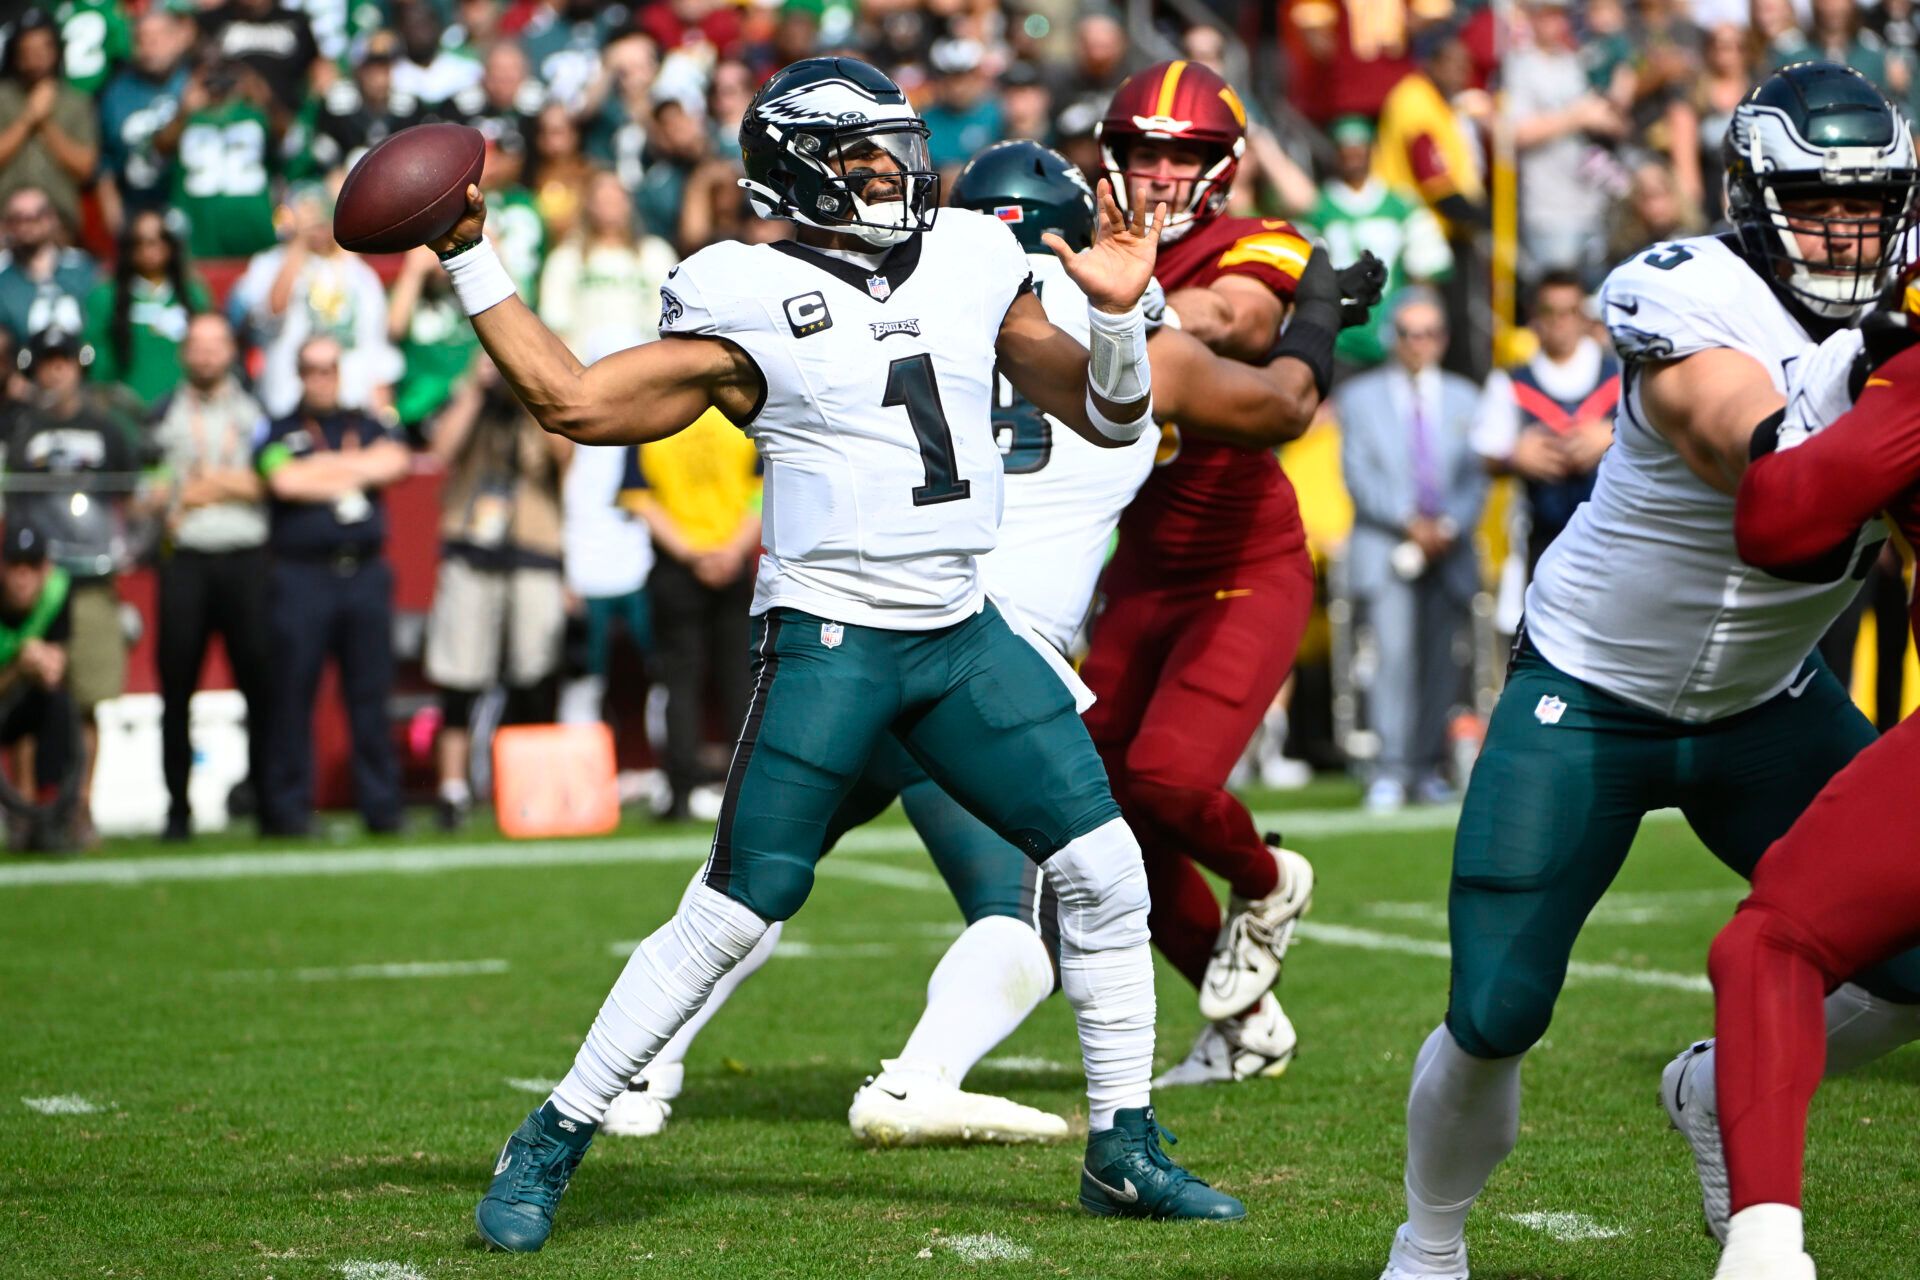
<box><xmin>474</xmin><ymin>1102</ymin><xmax>595</xmax><ymax>1252</ymax></box>
<box><xmin>1079</xmin><ymin>1106</ymin><xmax>1246</xmax><ymax>1221</ymax></box>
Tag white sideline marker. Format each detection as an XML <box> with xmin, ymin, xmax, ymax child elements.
<box><xmin>22</xmin><ymin>1095</ymin><xmax>107</xmax><ymax>1115</ymax></box>
<box><xmin>979</xmin><ymin>1056</ymin><xmax>1074</xmax><ymax>1075</ymax></box>
<box><xmin>335</xmin><ymin>1263</ymin><xmax>429</xmax><ymax>1280</ymax></box>
<box><xmin>219</xmin><ymin>959</ymin><xmax>510</xmax><ymax>982</ymax></box>
<box><xmin>939</xmin><ymin>1233</ymin><xmax>1033</xmax><ymax>1262</ymax></box>
<box><xmin>1505</xmin><ymin>1211</ymin><xmax>1627</xmax><ymax>1241</ymax></box>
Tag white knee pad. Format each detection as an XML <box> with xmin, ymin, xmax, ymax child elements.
<box><xmin>1043</xmin><ymin>817</ymin><xmax>1150</xmax><ymax>953</ymax></box>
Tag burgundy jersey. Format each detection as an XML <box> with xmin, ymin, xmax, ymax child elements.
<box><xmin>1117</xmin><ymin>215</ymin><xmax>1313</xmax><ymax>577</ymax></box>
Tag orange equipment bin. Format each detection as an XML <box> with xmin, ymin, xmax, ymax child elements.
<box><xmin>492</xmin><ymin>723</ymin><xmax>621</xmax><ymax>839</ymax></box>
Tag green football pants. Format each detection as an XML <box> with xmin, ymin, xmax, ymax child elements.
<box><xmin>1446</xmin><ymin>639</ymin><xmax>1920</xmax><ymax>1059</ymax></box>
<box><xmin>702</xmin><ymin>604</ymin><xmax>1119</xmax><ymax>922</ymax></box>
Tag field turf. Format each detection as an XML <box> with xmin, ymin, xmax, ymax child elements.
<box><xmin>5</xmin><ymin>780</ymin><xmax>1916</xmax><ymax>1279</ymax></box>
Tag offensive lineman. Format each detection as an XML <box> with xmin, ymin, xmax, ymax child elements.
<box><xmin>595</xmin><ymin>141</ymin><xmax>1385</xmax><ymax>1147</ymax></box>
<box><xmin>1379</xmin><ymin>63</ymin><xmax>1920</xmax><ymax>1280</ymax></box>
<box><xmin>415</xmin><ymin>57</ymin><xmax>1249</xmax><ymax>1252</ymax></box>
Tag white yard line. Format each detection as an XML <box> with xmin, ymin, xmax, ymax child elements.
<box><xmin>217</xmin><ymin>959</ymin><xmax>510</xmax><ymax>983</ymax></box>
<box><xmin>1504</xmin><ymin>1211</ymin><xmax>1627</xmax><ymax>1241</ymax></box>
<box><xmin>1298</xmin><ymin>922</ymin><xmax>1712</xmax><ymax>993</ymax></box>
<box><xmin>5</xmin><ymin>804</ymin><xmax>1698</xmax><ymax>890</ymax></box>
<box><xmin>978</xmin><ymin>1056</ymin><xmax>1074</xmax><ymax>1074</ymax></box>
<box><xmin>503</xmin><ymin>1077</ymin><xmax>556</xmax><ymax>1095</ymax></box>
<box><xmin>21</xmin><ymin>1095</ymin><xmax>108</xmax><ymax>1115</ymax></box>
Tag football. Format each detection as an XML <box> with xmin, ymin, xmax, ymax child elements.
<box><xmin>332</xmin><ymin>123</ymin><xmax>485</xmax><ymax>254</ymax></box>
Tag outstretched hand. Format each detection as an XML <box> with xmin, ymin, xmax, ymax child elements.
<box><xmin>1043</xmin><ymin>179</ymin><xmax>1166</xmax><ymax>315</ymax></box>
<box><xmin>428</xmin><ymin>185</ymin><xmax>489</xmax><ymax>256</ymax></box>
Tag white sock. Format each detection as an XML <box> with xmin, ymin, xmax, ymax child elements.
<box><xmin>895</xmin><ymin>916</ymin><xmax>1054</xmax><ymax>1087</ymax></box>
<box><xmin>1403</xmin><ymin>1024</ymin><xmax>1523</xmax><ymax>1253</ymax></box>
<box><xmin>549</xmin><ymin>883</ymin><xmax>771</xmax><ymax>1126</ymax></box>
<box><xmin>1722</xmin><ymin>1204</ymin><xmax>1804</xmax><ymax>1260</ymax></box>
<box><xmin>638</xmin><ymin>917</ymin><xmax>783</xmax><ymax>1099</ymax></box>
<box><xmin>439</xmin><ymin>777</ymin><xmax>471</xmax><ymax>805</ymax></box>
<box><xmin>1043</xmin><ymin>817</ymin><xmax>1155</xmax><ymax>1133</ymax></box>
<box><xmin>1822</xmin><ymin>981</ymin><xmax>1920</xmax><ymax>1076</ymax></box>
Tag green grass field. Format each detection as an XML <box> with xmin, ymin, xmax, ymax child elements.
<box><xmin>5</xmin><ymin>782</ymin><xmax>1916</xmax><ymax>1280</ymax></box>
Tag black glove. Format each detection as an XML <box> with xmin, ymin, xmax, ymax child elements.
<box><xmin>1850</xmin><ymin>279</ymin><xmax>1920</xmax><ymax>398</ymax></box>
<box><xmin>1335</xmin><ymin>250</ymin><xmax>1388</xmax><ymax>330</ymax></box>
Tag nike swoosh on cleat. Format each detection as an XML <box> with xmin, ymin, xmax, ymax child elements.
<box><xmin>494</xmin><ymin>1151</ymin><xmax>512</xmax><ymax>1176</ymax></box>
<box><xmin>1085</xmin><ymin>1170</ymin><xmax>1140</xmax><ymax>1203</ymax></box>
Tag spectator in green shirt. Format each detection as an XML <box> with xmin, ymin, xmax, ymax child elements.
<box><xmin>153</xmin><ymin>54</ymin><xmax>281</xmax><ymax>260</ymax></box>
<box><xmin>84</xmin><ymin>210</ymin><xmax>211</xmax><ymax>411</ymax></box>
<box><xmin>54</xmin><ymin>0</ymin><xmax>132</xmax><ymax>96</ymax></box>
<box><xmin>386</xmin><ymin>245</ymin><xmax>479</xmax><ymax>439</ymax></box>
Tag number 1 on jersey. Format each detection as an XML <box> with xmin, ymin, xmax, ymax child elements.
<box><xmin>885</xmin><ymin>353</ymin><xmax>973</xmax><ymax>506</ymax></box>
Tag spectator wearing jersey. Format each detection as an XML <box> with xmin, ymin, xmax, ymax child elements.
<box><xmin>422</xmin><ymin>356</ymin><xmax>571</xmax><ymax>830</ymax></box>
<box><xmin>231</xmin><ymin>183</ymin><xmax>401</xmax><ymax>419</ymax></box>
<box><xmin>5</xmin><ymin>328</ymin><xmax>139</xmax><ymax>848</ymax></box>
<box><xmin>1472</xmin><ymin>270</ymin><xmax>1617</xmax><ymax>586</ymax></box>
<box><xmin>391</xmin><ymin>0</ymin><xmax>483</xmax><ymax>111</ymax></box>
<box><xmin>519</xmin><ymin>0</ymin><xmax>630</xmax><ymax>112</ymax></box>
<box><xmin>0</xmin><ymin>186</ymin><xmax>97</xmax><ymax>344</ymax></box>
<box><xmin>0</xmin><ymin>9</ymin><xmax>100</xmax><ymax>234</ymax></box>
<box><xmin>53</xmin><ymin>0</ymin><xmax>131</xmax><ymax>96</ymax></box>
<box><xmin>154</xmin><ymin>54</ymin><xmax>281</xmax><ymax>260</ymax></box>
<box><xmin>83</xmin><ymin>211</ymin><xmax>210</xmax><ymax>413</ymax></box>
<box><xmin>476</xmin><ymin>133</ymin><xmax>548</xmax><ymax>301</ymax></box>
<box><xmin>0</xmin><ymin>522</ymin><xmax>80</xmax><ymax>853</ymax></box>
<box><xmin>581</xmin><ymin>32</ymin><xmax>660</xmax><ymax>192</ymax></box>
<box><xmin>146</xmin><ymin>314</ymin><xmax>271</xmax><ymax>842</ymax></box>
<box><xmin>635</xmin><ymin>96</ymin><xmax>710</xmax><ymax>255</ymax></box>
<box><xmin>1289</xmin><ymin>0</ymin><xmax>1454</xmax><ymax>124</ymax></box>
<box><xmin>98</xmin><ymin>8</ymin><xmax>194</xmax><ymax>230</ymax></box>
<box><xmin>1336</xmin><ymin>291</ymin><xmax>1488</xmax><ymax>814</ymax></box>
<box><xmin>255</xmin><ymin>335</ymin><xmax>410</xmax><ymax>836</ymax></box>
<box><xmin>468</xmin><ymin>42</ymin><xmax>545</xmax><ymax>192</ymax></box>
<box><xmin>1307</xmin><ymin>116</ymin><xmax>1452</xmax><ymax>372</ymax></box>
<box><xmin>1375</xmin><ymin>22</ymin><xmax>1487</xmax><ymax>239</ymax></box>
<box><xmin>624</xmin><ymin>411</ymin><xmax>760</xmax><ymax>822</ymax></box>
<box><xmin>302</xmin><ymin>31</ymin><xmax>422</xmax><ymax>179</ymax></box>
<box><xmin>198</xmin><ymin>0</ymin><xmax>322</xmax><ymax>115</ymax></box>
<box><xmin>387</xmin><ymin>247</ymin><xmax>480</xmax><ymax>440</ymax></box>
<box><xmin>1508</xmin><ymin>0</ymin><xmax>1628</xmax><ymax>284</ymax></box>
<box><xmin>922</xmin><ymin>39</ymin><xmax>1003</xmax><ymax>177</ymax></box>
<box><xmin>539</xmin><ymin>172</ymin><xmax>679</xmax><ymax>360</ymax></box>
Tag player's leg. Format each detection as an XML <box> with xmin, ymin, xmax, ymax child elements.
<box><xmin>898</xmin><ymin>605</ymin><xmax>1242</xmax><ymax>1220</ymax></box>
<box><xmin>1661</xmin><ymin>655</ymin><xmax>1920</xmax><ymax>1243</ymax></box>
<box><xmin>1117</xmin><ymin>559</ymin><xmax>1318</xmax><ymax>1021</ymax></box>
<box><xmin>477</xmin><ymin>611</ymin><xmax>902</xmax><ymax>1252</ymax></box>
<box><xmin>846</xmin><ymin>738</ymin><xmax>1068</xmax><ymax>1145</ymax></box>
<box><xmin>1707</xmin><ymin>712</ymin><xmax>1920</xmax><ymax>1279</ymax></box>
<box><xmin>1386</xmin><ymin>646</ymin><xmax>1655</xmax><ymax>1278</ymax></box>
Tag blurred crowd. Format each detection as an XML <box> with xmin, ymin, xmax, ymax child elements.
<box><xmin>0</xmin><ymin>0</ymin><xmax>1912</xmax><ymax>849</ymax></box>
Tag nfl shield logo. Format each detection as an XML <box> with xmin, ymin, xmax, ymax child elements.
<box><xmin>1534</xmin><ymin>695</ymin><xmax>1567</xmax><ymax>726</ymax></box>
<box><xmin>866</xmin><ymin>274</ymin><xmax>891</xmax><ymax>301</ymax></box>
<box><xmin>820</xmin><ymin>622</ymin><xmax>845</xmax><ymax>649</ymax></box>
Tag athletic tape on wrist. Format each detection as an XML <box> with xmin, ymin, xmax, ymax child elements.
<box><xmin>1086</xmin><ymin>299</ymin><xmax>1150</xmax><ymax>404</ymax></box>
<box><xmin>1084</xmin><ymin>385</ymin><xmax>1150</xmax><ymax>443</ymax></box>
<box><xmin>442</xmin><ymin>238</ymin><xmax>517</xmax><ymax>317</ymax></box>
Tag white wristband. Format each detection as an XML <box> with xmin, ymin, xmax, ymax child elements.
<box><xmin>1086</xmin><ymin>298</ymin><xmax>1151</xmax><ymax>404</ymax></box>
<box><xmin>1084</xmin><ymin>385</ymin><xmax>1150</xmax><ymax>443</ymax></box>
<box><xmin>441</xmin><ymin>238</ymin><xmax>517</xmax><ymax>316</ymax></box>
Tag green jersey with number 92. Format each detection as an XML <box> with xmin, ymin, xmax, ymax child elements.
<box><xmin>171</xmin><ymin>99</ymin><xmax>278</xmax><ymax>260</ymax></box>
<box><xmin>658</xmin><ymin>207</ymin><xmax>1032</xmax><ymax>630</ymax></box>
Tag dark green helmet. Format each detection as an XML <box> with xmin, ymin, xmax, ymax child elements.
<box><xmin>738</xmin><ymin>57</ymin><xmax>939</xmax><ymax>248</ymax></box>
<box><xmin>950</xmin><ymin>140</ymin><xmax>1097</xmax><ymax>254</ymax></box>
<box><xmin>1723</xmin><ymin>61</ymin><xmax>1919</xmax><ymax>319</ymax></box>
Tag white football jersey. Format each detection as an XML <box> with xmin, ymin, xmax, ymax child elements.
<box><xmin>979</xmin><ymin>254</ymin><xmax>1158</xmax><ymax>653</ymax></box>
<box><xmin>1525</xmin><ymin>234</ymin><xmax>1886</xmax><ymax>722</ymax></box>
<box><xmin>659</xmin><ymin>209</ymin><xmax>1031</xmax><ymax>629</ymax></box>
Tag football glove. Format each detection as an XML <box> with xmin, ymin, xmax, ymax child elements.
<box><xmin>1335</xmin><ymin>251</ymin><xmax>1388</xmax><ymax>330</ymax></box>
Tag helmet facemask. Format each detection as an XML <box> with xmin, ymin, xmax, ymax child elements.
<box><xmin>1749</xmin><ymin>172</ymin><xmax>1920</xmax><ymax>319</ymax></box>
<box><xmin>743</xmin><ymin>118</ymin><xmax>939</xmax><ymax>249</ymax></box>
<box><xmin>1100</xmin><ymin>135</ymin><xmax>1238</xmax><ymax>244</ymax></box>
